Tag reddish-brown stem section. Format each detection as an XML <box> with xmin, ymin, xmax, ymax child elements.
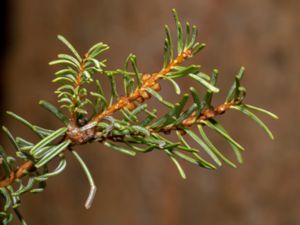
<box><xmin>157</xmin><ymin>102</ymin><xmax>232</xmax><ymax>134</ymax></box>
<box><xmin>69</xmin><ymin>53</ymin><xmax>89</xmax><ymax>125</ymax></box>
<box><xmin>89</xmin><ymin>50</ymin><xmax>193</xmax><ymax>125</ymax></box>
<box><xmin>0</xmin><ymin>161</ymin><xmax>35</xmax><ymax>188</ymax></box>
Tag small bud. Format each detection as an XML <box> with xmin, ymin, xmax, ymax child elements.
<box><xmin>126</xmin><ymin>102</ymin><xmax>136</xmax><ymax>111</ymax></box>
<box><xmin>203</xmin><ymin>109</ymin><xmax>215</xmax><ymax>119</ymax></box>
<box><xmin>141</xmin><ymin>91</ymin><xmax>151</xmax><ymax>100</ymax></box>
<box><xmin>185</xmin><ymin>49</ymin><xmax>192</xmax><ymax>57</ymax></box>
<box><xmin>152</xmin><ymin>83</ymin><xmax>161</xmax><ymax>91</ymax></box>
<box><xmin>182</xmin><ymin>117</ymin><xmax>196</xmax><ymax>126</ymax></box>
<box><xmin>216</xmin><ymin>105</ymin><xmax>226</xmax><ymax>114</ymax></box>
<box><xmin>142</xmin><ymin>74</ymin><xmax>152</xmax><ymax>82</ymax></box>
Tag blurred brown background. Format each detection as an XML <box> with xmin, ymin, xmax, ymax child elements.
<box><xmin>1</xmin><ymin>0</ymin><xmax>299</xmax><ymax>225</ymax></box>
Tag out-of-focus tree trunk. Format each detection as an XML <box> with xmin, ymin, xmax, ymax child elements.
<box><xmin>0</xmin><ymin>0</ymin><xmax>9</xmax><ymax>214</ymax></box>
<box><xmin>0</xmin><ymin>0</ymin><xmax>7</xmax><ymax>119</ymax></box>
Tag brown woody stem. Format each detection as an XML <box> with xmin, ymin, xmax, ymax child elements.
<box><xmin>0</xmin><ymin>49</ymin><xmax>231</xmax><ymax>188</ymax></box>
<box><xmin>156</xmin><ymin>102</ymin><xmax>232</xmax><ymax>134</ymax></box>
<box><xmin>69</xmin><ymin>53</ymin><xmax>89</xmax><ymax>125</ymax></box>
<box><xmin>89</xmin><ymin>49</ymin><xmax>193</xmax><ymax>125</ymax></box>
<box><xmin>0</xmin><ymin>160</ymin><xmax>35</xmax><ymax>188</ymax></box>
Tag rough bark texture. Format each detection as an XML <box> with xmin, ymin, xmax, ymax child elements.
<box><xmin>1</xmin><ymin>1</ymin><xmax>299</xmax><ymax>225</ymax></box>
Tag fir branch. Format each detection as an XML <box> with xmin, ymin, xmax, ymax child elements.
<box><xmin>0</xmin><ymin>9</ymin><xmax>277</xmax><ymax>225</ymax></box>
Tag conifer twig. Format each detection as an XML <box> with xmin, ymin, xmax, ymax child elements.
<box><xmin>0</xmin><ymin>9</ymin><xmax>277</xmax><ymax>225</ymax></box>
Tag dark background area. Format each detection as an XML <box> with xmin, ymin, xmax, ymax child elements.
<box><xmin>1</xmin><ymin>1</ymin><xmax>299</xmax><ymax>225</ymax></box>
<box><xmin>0</xmin><ymin>0</ymin><xmax>8</xmax><ymax>121</ymax></box>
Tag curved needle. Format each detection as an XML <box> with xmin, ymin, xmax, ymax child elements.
<box><xmin>71</xmin><ymin>150</ymin><xmax>97</xmax><ymax>209</ymax></box>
